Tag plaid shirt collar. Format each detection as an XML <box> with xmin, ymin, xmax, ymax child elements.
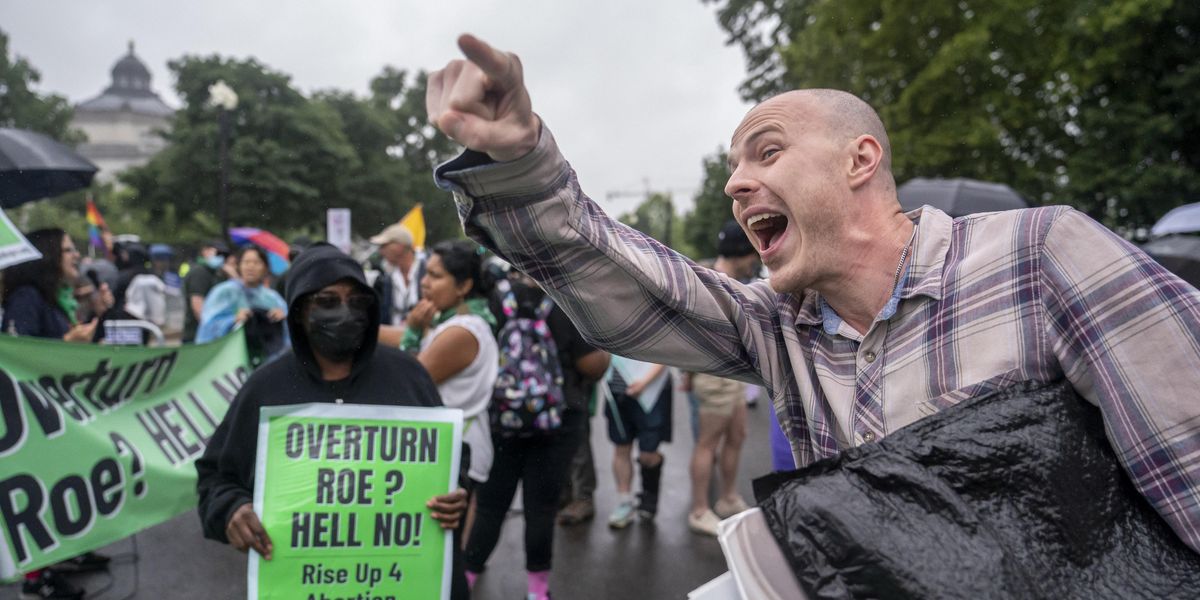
<box><xmin>795</xmin><ymin>206</ymin><xmax>954</xmax><ymax>331</ymax></box>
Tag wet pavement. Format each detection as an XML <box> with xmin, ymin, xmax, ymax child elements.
<box><xmin>3</xmin><ymin>379</ymin><xmax>775</xmax><ymax>599</ymax></box>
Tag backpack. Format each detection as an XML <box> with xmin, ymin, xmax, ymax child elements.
<box><xmin>490</xmin><ymin>280</ymin><xmax>565</xmax><ymax>438</ymax></box>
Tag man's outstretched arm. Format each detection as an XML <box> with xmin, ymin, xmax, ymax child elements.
<box><xmin>427</xmin><ymin>35</ymin><xmax>785</xmax><ymax>385</ymax></box>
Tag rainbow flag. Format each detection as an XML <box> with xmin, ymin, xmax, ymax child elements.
<box><xmin>86</xmin><ymin>197</ymin><xmax>108</xmax><ymax>253</ymax></box>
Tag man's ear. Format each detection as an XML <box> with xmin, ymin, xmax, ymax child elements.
<box><xmin>847</xmin><ymin>134</ymin><xmax>884</xmax><ymax>190</ymax></box>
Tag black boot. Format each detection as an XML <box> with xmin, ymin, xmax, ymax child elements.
<box><xmin>637</xmin><ymin>459</ymin><xmax>663</xmax><ymax>521</ymax></box>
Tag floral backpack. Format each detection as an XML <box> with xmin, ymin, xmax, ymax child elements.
<box><xmin>490</xmin><ymin>280</ymin><xmax>565</xmax><ymax>438</ymax></box>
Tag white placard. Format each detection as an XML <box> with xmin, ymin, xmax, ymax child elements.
<box><xmin>326</xmin><ymin>208</ymin><xmax>351</xmax><ymax>254</ymax></box>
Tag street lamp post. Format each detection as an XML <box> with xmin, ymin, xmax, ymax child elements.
<box><xmin>208</xmin><ymin>81</ymin><xmax>238</xmax><ymax>246</ymax></box>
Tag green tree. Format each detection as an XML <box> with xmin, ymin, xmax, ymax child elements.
<box><xmin>705</xmin><ymin>0</ymin><xmax>1200</xmax><ymax>229</ymax></box>
<box><xmin>358</xmin><ymin>67</ymin><xmax>463</xmax><ymax>243</ymax></box>
<box><xmin>121</xmin><ymin>55</ymin><xmax>360</xmax><ymax>238</ymax></box>
<box><xmin>618</xmin><ymin>192</ymin><xmax>691</xmax><ymax>255</ymax></box>
<box><xmin>683</xmin><ymin>149</ymin><xmax>733</xmax><ymax>259</ymax></box>
<box><xmin>0</xmin><ymin>29</ymin><xmax>81</xmax><ymax>142</ymax></box>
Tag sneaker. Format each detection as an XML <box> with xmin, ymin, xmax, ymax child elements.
<box><xmin>557</xmin><ymin>499</ymin><xmax>595</xmax><ymax>526</ymax></box>
<box><xmin>607</xmin><ymin>500</ymin><xmax>635</xmax><ymax>529</ymax></box>
<box><xmin>714</xmin><ymin>496</ymin><xmax>750</xmax><ymax>519</ymax></box>
<box><xmin>688</xmin><ymin>509</ymin><xmax>722</xmax><ymax>537</ymax></box>
<box><xmin>636</xmin><ymin>491</ymin><xmax>658</xmax><ymax>521</ymax></box>
<box><xmin>50</xmin><ymin>551</ymin><xmax>110</xmax><ymax>574</ymax></box>
<box><xmin>526</xmin><ymin>593</ymin><xmax>552</xmax><ymax>600</ymax></box>
<box><xmin>21</xmin><ymin>570</ymin><xmax>84</xmax><ymax>599</ymax></box>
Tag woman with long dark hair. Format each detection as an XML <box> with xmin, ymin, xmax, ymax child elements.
<box><xmin>401</xmin><ymin>240</ymin><xmax>499</xmax><ymax>541</ymax></box>
<box><xmin>2</xmin><ymin>228</ymin><xmax>97</xmax><ymax>341</ymax></box>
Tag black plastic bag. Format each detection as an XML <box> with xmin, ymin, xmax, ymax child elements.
<box><xmin>754</xmin><ymin>381</ymin><xmax>1200</xmax><ymax>599</ymax></box>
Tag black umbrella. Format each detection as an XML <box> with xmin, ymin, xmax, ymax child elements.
<box><xmin>898</xmin><ymin>177</ymin><xmax>1028</xmax><ymax>217</ymax></box>
<box><xmin>0</xmin><ymin>127</ymin><xmax>99</xmax><ymax>208</ymax></box>
<box><xmin>1141</xmin><ymin>235</ymin><xmax>1200</xmax><ymax>289</ymax></box>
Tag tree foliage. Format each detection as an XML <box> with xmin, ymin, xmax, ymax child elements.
<box><xmin>0</xmin><ymin>29</ymin><xmax>80</xmax><ymax>143</ymax></box>
<box><xmin>121</xmin><ymin>57</ymin><xmax>462</xmax><ymax>243</ymax></box>
<box><xmin>618</xmin><ymin>192</ymin><xmax>693</xmax><ymax>255</ymax></box>
<box><xmin>704</xmin><ymin>0</ymin><xmax>1200</xmax><ymax>228</ymax></box>
<box><xmin>683</xmin><ymin>149</ymin><xmax>733</xmax><ymax>259</ymax></box>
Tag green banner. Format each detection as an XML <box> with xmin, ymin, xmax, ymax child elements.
<box><xmin>0</xmin><ymin>330</ymin><xmax>250</xmax><ymax>580</ymax></box>
<box><xmin>0</xmin><ymin>209</ymin><xmax>40</xmax><ymax>270</ymax></box>
<box><xmin>250</xmin><ymin>404</ymin><xmax>462</xmax><ymax>600</ymax></box>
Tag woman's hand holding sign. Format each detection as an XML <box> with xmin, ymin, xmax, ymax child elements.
<box><xmin>227</xmin><ymin>502</ymin><xmax>273</xmax><ymax>560</ymax></box>
<box><xmin>427</xmin><ymin>488</ymin><xmax>468</xmax><ymax>530</ymax></box>
<box><xmin>427</xmin><ymin>34</ymin><xmax>541</xmax><ymax>162</ymax></box>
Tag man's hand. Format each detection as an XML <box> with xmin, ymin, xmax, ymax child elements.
<box><xmin>226</xmin><ymin>503</ymin><xmax>273</xmax><ymax>560</ymax></box>
<box><xmin>427</xmin><ymin>34</ymin><xmax>540</xmax><ymax>162</ymax></box>
<box><xmin>427</xmin><ymin>488</ymin><xmax>468</xmax><ymax>530</ymax></box>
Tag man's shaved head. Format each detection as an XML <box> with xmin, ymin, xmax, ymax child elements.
<box><xmin>761</xmin><ymin>89</ymin><xmax>893</xmax><ymax>173</ymax></box>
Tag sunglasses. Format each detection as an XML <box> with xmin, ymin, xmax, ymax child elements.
<box><xmin>309</xmin><ymin>292</ymin><xmax>374</xmax><ymax>311</ymax></box>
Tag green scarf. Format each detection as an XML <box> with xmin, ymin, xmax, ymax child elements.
<box><xmin>57</xmin><ymin>284</ymin><xmax>79</xmax><ymax>326</ymax></box>
<box><xmin>400</xmin><ymin>297</ymin><xmax>496</xmax><ymax>352</ymax></box>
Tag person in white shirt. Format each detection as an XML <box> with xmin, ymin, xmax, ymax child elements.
<box><xmin>370</xmin><ymin>222</ymin><xmax>426</xmax><ymax>326</ymax></box>
<box><xmin>400</xmin><ymin>240</ymin><xmax>499</xmax><ymax>547</ymax></box>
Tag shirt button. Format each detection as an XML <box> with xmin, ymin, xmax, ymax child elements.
<box><xmin>862</xmin><ymin>431</ymin><xmax>876</xmax><ymax>443</ymax></box>
<box><xmin>864</xmin><ymin>351</ymin><xmax>877</xmax><ymax>363</ymax></box>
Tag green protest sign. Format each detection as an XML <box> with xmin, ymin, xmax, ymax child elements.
<box><xmin>0</xmin><ymin>209</ymin><xmax>41</xmax><ymax>270</ymax></box>
<box><xmin>250</xmin><ymin>404</ymin><xmax>462</xmax><ymax>600</ymax></box>
<box><xmin>0</xmin><ymin>330</ymin><xmax>250</xmax><ymax>580</ymax></box>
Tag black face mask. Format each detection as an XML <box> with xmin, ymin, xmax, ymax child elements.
<box><xmin>305</xmin><ymin>303</ymin><xmax>368</xmax><ymax>361</ymax></box>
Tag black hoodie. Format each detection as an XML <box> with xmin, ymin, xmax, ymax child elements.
<box><xmin>195</xmin><ymin>243</ymin><xmax>442</xmax><ymax>542</ymax></box>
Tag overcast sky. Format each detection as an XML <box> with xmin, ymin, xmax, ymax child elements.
<box><xmin>5</xmin><ymin>0</ymin><xmax>753</xmax><ymax>217</ymax></box>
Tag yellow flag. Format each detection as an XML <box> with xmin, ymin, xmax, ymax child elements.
<box><xmin>399</xmin><ymin>204</ymin><xmax>426</xmax><ymax>250</ymax></box>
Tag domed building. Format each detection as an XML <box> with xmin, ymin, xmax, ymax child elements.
<box><xmin>72</xmin><ymin>41</ymin><xmax>173</xmax><ymax>181</ymax></box>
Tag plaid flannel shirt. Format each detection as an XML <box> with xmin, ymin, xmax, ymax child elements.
<box><xmin>436</xmin><ymin>126</ymin><xmax>1200</xmax><ymax>554</ymax></box>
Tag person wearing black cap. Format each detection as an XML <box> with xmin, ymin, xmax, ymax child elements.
<box><xmin>182</xmin><ymin>240</ymin><xmax>230</xmax><ymax>342</ymax></box>
<box><xmin>195</xmin><ymin>243</ymin><xmax>470</xmax><ymax>599</ymax></box>
<box><xmin>715</xmin><ymin>219</ymin><xmax>761</xmax><ymax>283</ymax></box>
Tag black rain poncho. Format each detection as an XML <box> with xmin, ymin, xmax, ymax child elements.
<box><xmin>753</xmin><ymin>381</ymin><xmax>1200</xmax><ymax>599</ymax></box>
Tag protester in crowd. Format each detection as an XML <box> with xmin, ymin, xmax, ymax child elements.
<box><xmin>464</xmin><ymin>268</ymin><xmax>608</xmax><ymax>599</ymax></box>
<box><xmin>371</xmin><ymin>222</ymin><xmax>426</xmax><ymax>326</ymax></box>
<box><xmin>181</xmin><ymin>240</ymin><xmax>230</xmax><ymax>342</ymax></box>
<box><xmin>2</xmin><ymin>229</ymin><xmax>98</xmax><ymax>342</ymax></box>
<box><xmin>426</xmin><ymin>35</ymin><xmax>1200</xmax><ymax>554</ymax></box>
<box><xmin>401</xmin><ymin>240</ymin><xmax>498</xmax><ymax>541</ymax></box>
<box><xmin>195</xmin><ymin>243</ymin><xmax>470</xmax><ymax>599</ymax></box>
<box><xmin>113</xmin><ymin>241</ymin><xmax>167</xmax><ymax>328</ymax></box>
<box><xmin>556</xmin><ymin>380</ymin><xmax>601</xmax><ymax>526</ymax></box>
<box><xmin>72</xmin><ymin>273</ymin><xmax>114</xmax><ymax>326</ymax></box>
<box><xmin>196</xmin><ymin>246</ymin><xmax>288</xmax><ymax>366</ymax></box>
<box><xmin>683</xmin><ymin>222</ymin><xmax>756</xmax><ymax>536</ymax></box>
<box><xmin>605</xmin><ymin>357</ymin><xmax>672</xmax><ymax>528</ymax></box>
<box><xmin>2</xmin><ymin>229</ymin><xmax>107</xmax><ymax>598</ymax></box>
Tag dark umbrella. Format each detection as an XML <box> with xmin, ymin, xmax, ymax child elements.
<box><xmin>1141</xmin><ymin>235</ymin><xmax>1200</xmax><ymax>289</ymax></box>
<box><xmin>0</xmin><ymin>127</ymin><xmax>99</xmax><ymax>208</ymax></box>
<box><xmin>898</xmin><ymin>177</ymin><xmax>1028</xmax><ymax>217</ymax></box>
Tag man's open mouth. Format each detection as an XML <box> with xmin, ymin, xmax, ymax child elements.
<box><xmin>747</xmin><ymin>213</ymin><xmax>788</xmax><ymax>253</ymax></box>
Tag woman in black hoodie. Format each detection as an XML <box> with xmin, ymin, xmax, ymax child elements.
<box><xmin>195</xmin><ymin>243</ymin><xmax>469</xmax><ymax>598</ymax></box>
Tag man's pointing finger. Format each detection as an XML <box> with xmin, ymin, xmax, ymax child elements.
<box><xmin>457</xmin><ymin>33</ymin><xmax>516</xmax><ymax>87</ymax></box>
